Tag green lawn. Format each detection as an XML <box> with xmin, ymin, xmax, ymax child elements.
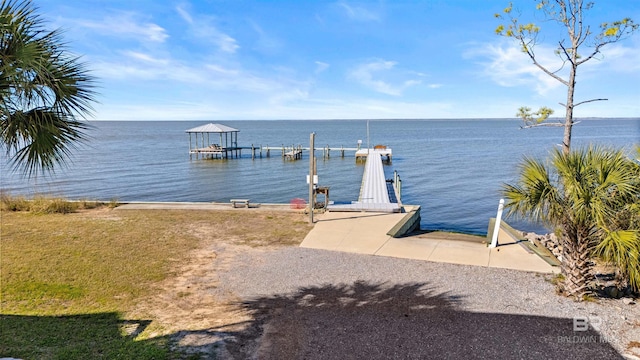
<box><xmin>0</xmin><ymin>205</ymin><xmax>311</xmax><ymax>359</ymax></box>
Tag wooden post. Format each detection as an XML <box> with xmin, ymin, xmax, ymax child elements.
<box><xmin>367</xmin><ymin>119</ymin><xmax>370</xmax><ymax>156</ymax></box>
<box><xmin>393</xmin><ymin>171</ymin><xmax>402</xmax><ymax>202</ymax></box>
<box><xmin>313</xmin><ymin>157</ymin><xmax>318</xmax><ymax>206</ymax></box>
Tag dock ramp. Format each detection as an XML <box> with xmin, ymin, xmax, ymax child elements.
<box><xmin>328</xmin><ymin>150</ymin><xmax>401</xmax><ymax>213</ymax></box>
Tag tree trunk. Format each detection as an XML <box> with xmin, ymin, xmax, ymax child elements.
<box><xmin>562</xmin><ymin>64</ymin><xmax>577</xmax><ymax>156</ymax></box>
<box><xmin>560</xmin><ymin>229</ymin><xmax>593</xmax><ymax>299</ymax></box>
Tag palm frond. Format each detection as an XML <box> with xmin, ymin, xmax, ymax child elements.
<box><xmin>1</xmin><ymin>0</ymin><xmax>97</xmax><ymax>178</ymax></box>
<box><xmin>2</xmin><ymin>108</ymin><xmax>91</xmax><ymax>176</ymax></box>
<box><xmin>594</xmin><ymin>230</ymin><xmax>640</xmax><ymax>291</ymax></box>
<box><xmin>503</xmin><ymin>145</ymin><xmax>640</xmax><ymax>296</ymax></box>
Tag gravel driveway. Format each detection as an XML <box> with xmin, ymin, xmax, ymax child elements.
<box><xmin>205</xmin><ymin>247</ymin><xmax>640</xmax><ymax>359</ymax></box>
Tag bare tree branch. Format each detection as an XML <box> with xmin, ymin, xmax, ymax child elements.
<box><xmin>521</xmin><ymin>120</ymin><xmax>582</xmax><ymax>129</ymax></box>
<box><xmin>521</xmin><ymin>123</ymin><xmax>564</xmax><ymax>129</ymax></box>
<box><xmin>574</xmin><ymin>98</ymin><xmax>608</xmax><ymax>107</ymax></box>
<box><xmin>558</xmin><ymin>41</ymin><xmax>576</xmax><ymax>67</ymax></box>
<box><xmin>521</xmin><ymin>41</ymin><xmax>569</xmax><ymax>85</ymax></box>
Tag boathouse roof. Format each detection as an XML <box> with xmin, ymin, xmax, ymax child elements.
<box><xmin>185</xmin><ymin>123</ymin><xmax>239</xmax><ymax>133</ymax></box>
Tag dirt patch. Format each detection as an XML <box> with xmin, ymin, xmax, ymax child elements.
<box><xmin>131</xmin><ymin>242</ymin><xmax>252</xmax><ymax>358</ymax></box>
<box><xmin>127</xmin><ymin>213</ymin><xmax>310</xmax><ymax>358</ymax></box>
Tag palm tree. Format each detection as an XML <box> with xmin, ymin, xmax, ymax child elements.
<box><xmin>1</xmin><ymin>0</ymin><xmax>96</xmax><ymax>177</ymax></box>
<box><xmin>503</xmin><ymin>146</ymin><xmax>640</xmax><ymax>298</ymax></box>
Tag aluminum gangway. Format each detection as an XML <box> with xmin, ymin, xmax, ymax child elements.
<box><xmin>327</xmin><ymin>150</ymin><xmax>401</xmax><ymax>213</ymax></box>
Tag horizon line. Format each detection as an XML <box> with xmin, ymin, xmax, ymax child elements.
<box><xmin>87</xmin><ymin>116</ymin><xmax>640</xmax><ymax>122</ymax></box>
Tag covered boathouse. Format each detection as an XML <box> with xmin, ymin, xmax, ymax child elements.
<box><xmin>186</xmin><ymin>123</ymin><xmax>242</xmax><ymax>159</ymax></box>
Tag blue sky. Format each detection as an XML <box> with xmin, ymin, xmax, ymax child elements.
<box><xmin>38</xmin><ymin>0</ymin><xmax>640</xmax><ymax>120</ymax></box>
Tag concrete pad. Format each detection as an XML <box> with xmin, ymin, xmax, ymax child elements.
<box><xmin>375</xmin><ymin>237</ymin><xmax>437</xmax><ymax>260</ymax></box>
<box><xmin>497</xmin><ymin>228</ymin><xmax>519</xmax><ymax>245</ymax></box>
<box><xmin>299</xmin><ymin>228</ymin><xmax>347</xmax><ymax>250</ymax></box>
<box><xmin>489</xmin><ymin>243</ymin><xmax>559</xmax><ymax>274</ymax></box>
<box><xmin>301</xmin><ymin>211</ymin><xmax>403</xmax><ymax>254</ymax></box>
<box><xmin>428</xmin><ymin>241</ymin><xmax>491</xmax><ymax>267</ymax></box>
<box><xmin>486</xmin><ymin>226</ymin><xmax>559</xmax><ymax>273</ymax></box>
<box><xmin>300</xmin><ymin>209</ymin><xmax>559</xmax><ymax>274</ymax></box>
<box><xmin>338</xmin><ymin>234</ymin><xmax>391</xmax><ymax>255</ymax></box>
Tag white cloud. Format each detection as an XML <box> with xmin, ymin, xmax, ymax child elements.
<box><xmin>96</xmin><ymin>46</ymin><xmax>315</xmax><ymax>103</ymax></box>
<box><xmin>78</xmin><ymin>14</ymin><xmax>168</xmax><ymax>43</ymax></box>
<box><xmin>204</xmin><ymin>67</ymin><xmax>282</xmax><ymax>92</ymax></box>
<box><xmin>122</xmin><ymin>51</ymin><xmax>169</xmax><ymax>65</ymax></box>
<box><xmin>467</xmin><ymin>38</ymin><xmax>640</xmax><ymax>106</ymax></box>
<box><xmin>176</xmin><ymin>6</ymin><xmax>239</xmax><ymax>54</ymax></box>
<box><xmin>348</xmin><ymin>60</ymin><xmax>421</xmax><ymax>96</ymax></box>
<box><xmin>467</xmin><ymin>41</ymin><xmax>566</xmax><ymax>96</ymax></box>
<box><xmin>315</xmin><ymin>61</ymin><xmax>330</xmax><ymax>73</ymax></box>
<box><xmin>207</xmin><ymin>64</ymin><xmax>241</xmax><ymax>76</ymax></box>
<box><xmin>93</xmin><ymin>56</ymin><xmax>205</xmax><ymax>84</ymax></box>
<box><xmin>95</xmin><ymin>86</ymin><xmax>462</xmax><ymax>120</ymax></box>
<box><xmin>595</xmin><ymin>42</ymin><xmax>640</xmax><ymax>73</ymax></box>
<box><xmin>336</xmin><ymin>1</ymin><xmax>381</xmax><ymax>21</ymax></box>
<box><xmin>223</xmin><ymin>97</ymin><xmax>457</xmax><ymax>120</ymax></box>
<box><xmin>268</xmin><ymin>89</ymin><xmax>310</xmax><ymax>105</ymax></box>
<box><xmin>214</xmin><ymin>33</ymin><xmax>240</xmax><ymax>54</ymax></box>
<box><xmin>250</xmin><ymin>21</ymin><xmax>282</xmax><ymax>53</ymax></box>
<box><xmin>176</xmin><ymin>5</ymin><xmax>193</xmax><ymax>24</ymax></box>
<box><xmin>97</xmin><ymin>101</ymin><xmax>223</xmax><ymax>121</ymax></box>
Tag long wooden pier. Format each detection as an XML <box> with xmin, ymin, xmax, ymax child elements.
<box><xmin>190</xmin><ymin>141</ymin><xmax>393</xmax><ymax>163</ymax></box>
<box><xmin>186</xmin><ymin>123</ymin><xmax>391</xmax><ymax>162</ymax></box>
<box><xmin>243</xmin><ymin>145</ymin><xmax>365</xmax><ymax>160</ymax></box>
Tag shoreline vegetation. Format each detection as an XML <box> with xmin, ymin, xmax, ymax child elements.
<box><xmin>1</xmin><ymin>194</ymin><xmax>119</xmax><ymax>213</ymax></box>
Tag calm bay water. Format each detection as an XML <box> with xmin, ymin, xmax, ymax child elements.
<box><xmin>2</xmin><ymin>119</ymin><xmax>638</xmax><ymax>234</ymax></box>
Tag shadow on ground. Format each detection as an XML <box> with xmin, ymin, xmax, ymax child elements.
<box><xmin>217</xmin><ymin>281</ymin><xmax>622</xmax><ymax>359</ymax></box>
<box><xmin>1</xmin><ymin>282</ymin><xmax>624</xmax><ymax>359</ymax></box>
<box><xmin>0</xmin><ymin>313</ymin><xmax>166</xmax><ymax>359</ymax></box>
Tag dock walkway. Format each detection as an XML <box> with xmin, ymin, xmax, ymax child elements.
<box><xmin>328</xmin><ymin>150</ymin><xmax>400</xmax><ymax>213</ymax></box>
<box><xmin>190</xmin><ymin>145</ymin><xmax>243</xmax><ymax>159</ymax></box>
